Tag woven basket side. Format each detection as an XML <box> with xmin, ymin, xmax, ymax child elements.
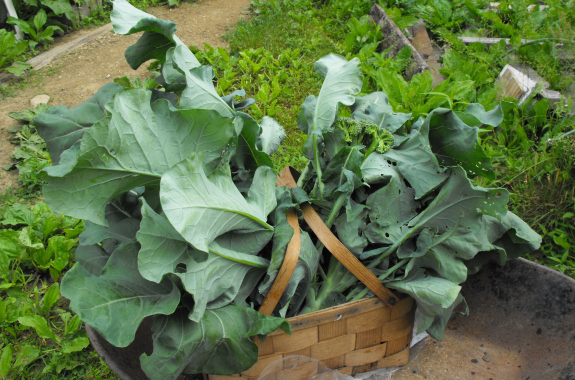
<box><xmin>208</xmin><ymin>298</ymin><xmax>415</xmax><ymax>380</ymax></box>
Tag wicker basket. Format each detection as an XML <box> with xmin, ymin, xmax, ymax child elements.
<box><xmin>209</xmin><ymin>166</ymin><xmax>415</xmax><ymax>380</ymax></box>
<box><xmin>210</xmin><ymin>297</ymin><xmax>415</xmax><ymax>380</ymax></box>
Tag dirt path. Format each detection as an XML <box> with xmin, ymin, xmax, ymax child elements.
<box><xmin>0</xmin><ymin>0</ymin><xmax>251</xmax><ymax>192</ymax></box>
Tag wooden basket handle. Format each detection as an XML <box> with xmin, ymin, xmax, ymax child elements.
<box><xmin>294</xmin><ymin>166</ymin><xmax>398</xmax><ymax>306</ymax></box>
<box><xmin>259</xmin><ymin>166</ymin><xmax>399</xmax><ymax>315</ymax></box>
<box><xmin>258</xmin><ymin>209</ymin><xmax>301</xmax><ymax>315</ymax></box>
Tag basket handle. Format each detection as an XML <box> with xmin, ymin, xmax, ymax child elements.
<box><xmin>278</xmin><ymin>166</ymin><xmax>399</xmax><ymax>307</ymax></box>
<box><xmin>258</xmin><ymin>209</ymin><xmax>301</xmax><ymax>315</ymax></box>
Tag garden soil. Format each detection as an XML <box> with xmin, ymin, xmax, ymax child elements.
<box><xmin>0</xmin><ymin>0</ymin><xmax>251</xmax><ymax>193</ymax></box>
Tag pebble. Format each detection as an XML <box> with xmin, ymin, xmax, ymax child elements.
<box><xmin>483</xmin><ymin>353</ymin><xmax>492</xmax><ymax>362</ymax></box>
<box><xmin>30</xmin><ymin>94</ymin><xmax>50</xmax><ymax>108</ymax></box>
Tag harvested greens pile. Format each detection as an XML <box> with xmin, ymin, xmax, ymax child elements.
<box><xmin>34</xmin><ymin>1</ymin><xmax>541</xmax><ymax>379</ymax></box>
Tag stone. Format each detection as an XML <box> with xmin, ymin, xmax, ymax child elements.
<box><xmin>30</xmin><ymin>94</ymin><xmax>50</xmax><ymax>108</ymax></box>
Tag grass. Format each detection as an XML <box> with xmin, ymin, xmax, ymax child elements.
<box><xmin>1</xmin><ymin>0</ymin><xmax>574</xmax><ymax>377</ymax></box>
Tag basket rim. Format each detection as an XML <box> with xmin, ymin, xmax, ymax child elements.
<box><xmin>267</xmin><ymin>296</ymin><xmax>413</xmax><ymax>336</ymax></box>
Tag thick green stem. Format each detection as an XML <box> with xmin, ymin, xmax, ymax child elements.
<box><xmin>367</xmin><ymin>237</ymin><xmax>407</xmax><ymax>268</ymax></box>
<box><xmin>351</xmin><ymin>258</ymin><xmax>409</xmax><ymax>302</ymax></box>
<box><xmin>313</xmin><ymin>134</ymin><xmax>324</xmax><ymax>198</ymax></box>
<box><xmin>296</xmin><ymin>162</ymin><xmax>312</xmax><ymax>188</ymax></box>
<box><xmin>362</xmin><ymin>138</ymin><xmax>379</xmax><ymax>162</ymax></box>
<box><xmin>314</xmin><ymin>191</ymin><xmax>347</xmax><ymax>253</ymax></box>
<box><xmin>325</xmin><ymin>193</ymin><xmax>346</xmax><ymax>229</ymax></box>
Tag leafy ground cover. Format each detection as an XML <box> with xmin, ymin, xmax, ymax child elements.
<box><xmin>1</xmin><ymin>0</ymin><xmax>574</xmax><ymax>378</ymax></box>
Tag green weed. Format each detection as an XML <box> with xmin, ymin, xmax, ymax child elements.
<box><xmin>0</xmin><ymin>193</ymin><xmax>118</xmax><ymax>379</ymax></box>
<box><xmin>5</xmin><ymin>105</ymin><xmax>52</xmax><ymax>192</ymax></box>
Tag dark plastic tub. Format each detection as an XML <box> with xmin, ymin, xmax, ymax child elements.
<box><xmin>86</xmin><ymin>258</ymin><xmax>575</xmax><ymax>380</ymax></box>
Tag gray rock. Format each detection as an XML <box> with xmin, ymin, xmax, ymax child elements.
<box><xmin>30</xmin><ymin>94</ymin><xmax>50</xmax><ymax>109</ymax></box>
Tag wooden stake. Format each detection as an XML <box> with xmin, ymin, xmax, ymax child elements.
<box><xmin>3</xmin><ymin>0</ymin><xmax>23</xmax><ymax>40</ymax></box>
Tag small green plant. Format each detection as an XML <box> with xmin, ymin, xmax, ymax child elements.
<box><xmin>5</xmin><ymin>105</ymin><xmax>52</xmax><ymax>191</ymax></box>
<box><xmin>0</xmin><ymin>29</ymin><xmax>32</xmax><ymax>76</ymax></box>
<box><xmin>8</xmin><ymin>9</ymin><xmax>64</xmax><ymax>49</ymax></box>
<box><xmin>14</xmin><ymin>0</ymin><xmax>78</xmax><ymax>28</ymax></box>
<box><xmin>0</xmin><ymin>192</ymin><xmax>118</xmax><ymax>379</ymax></box>
<box><xmin>113</xmin><ymin>75</ymin><xmax>159</xmax><ymax>90</ymax></box>
<box><xmin>342</xmin><ymin>15</ymin><xmax>383</xmax><ymax>54</ymax></box>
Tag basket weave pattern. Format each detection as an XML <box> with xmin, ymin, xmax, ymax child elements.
<box><xmin>210</xmin><ymin>296</ymin><xmax>415</xmax><ymax>380</ymax></box>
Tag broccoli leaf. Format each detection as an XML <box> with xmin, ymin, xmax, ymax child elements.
<box><xmin>42</xmin><ymin>89</ymin><xmax>237</xmax><ymax>226</ymax></box>
<box><xmin>140</xmin><ymin>306</ymin><xmax>291</xmax><ymax>380</ymax></box>
<box><xmin>61</xmin><ymin>242</ymin><xmax>180</xmax><ymax>347</ymax></box>
<box><xmin>160</xmin><ymin>154</ymin><xmax>275</xmax><ymax>252</ymax></box>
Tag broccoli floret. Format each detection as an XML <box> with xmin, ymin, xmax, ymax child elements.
<box><xmin>335</xmin><ymin>116</ymin><xmax>365</xmax><ymax>143</ymax></box>
<box><xmin>335</xmin><ymin>116</ymin><xmax>394</xmax><ymax>154</ymax></box>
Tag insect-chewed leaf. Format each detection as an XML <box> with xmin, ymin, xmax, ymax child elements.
<box><xmin>425</xmin><ymin>108</ymin><xmax>494</xmax><ymax>179</ymax></box>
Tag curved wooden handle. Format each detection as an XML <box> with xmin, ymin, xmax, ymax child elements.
<box><xmin>278</xmin><ymin>166</ymin><xmax>399</xmax><ymax>307</ymax></box>
<box><xmin>259</xmin><ymin>206</ymin><xmax>301</xmax><ymax>316</ymax></box>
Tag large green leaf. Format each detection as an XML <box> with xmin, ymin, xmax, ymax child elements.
<box><xmin>463</xmin><ymin>103</ymin><xmax>504</xmax><ymax>127</ymax></box>
<box><xmin>363</xmin><ymin>167</ymin><xmax>418</xmax><ymax>246</ymax></box>
<box><xmin>360</xmin><ymin>151</ymin><xmax>398</xmax><ymax>184</ymax></box>
<box><xmin>172</xmin><ymin>47</ymin><xmax>234</xmax><ymax>117</ymax></box>
<box><xmin>425</xmin><ymin>293</ymin><xmax>465</xmax><ymax>340</ymax></box>
<box><xmin>0</xmin><ymin>29</ymin><xmax>28</xmax><ymax>67</ymax></box>
<box><xmin>111</xmin><ymin>0</ymin><xmax>198</xmax><ymax>70</ymax></box>
<box><xmin>425</xmin><ymin>108</ymin><xmax>494</xmax><ymax>179</ymax></box>
<box><xmin>381</xmin><ymin>117</ymin><xmax>449</xmax><ymax>199</ymax></box>
<box><xmin>160</xmin><ymin>154</ymin><xmax>275</xmax><ymax>252</ymax></box>
<box><xmin>403</xmin><ymin>228</ymin><xmax>470</xmax><ymax>284</ymax></box>
<box><xmin>140</xmin><ymin>306</ymin><xmax>291</xmax><ymax>379</ymax></box>
<box><xmin>408</xmin><ymin>167</ymin><xmax>508</xmax><ymax>233</ymax></box>
<box><xmin>334</xmin><ymin>200</ymin><xmax>369</xmax><ymax>256</ymax></box>
<box><xmin>320</xmin><ymin>145</ymin><xmax>363</xmax><ymax>198</ymax></box>
<box><xmin>370</xmin><ymin>166</ymin><xmax>509</xmax><ymax>262</ymax></box>
<box><xmin>465</xmin><ymin>212</ymin><xmax>542</xmax><ymax>274</ymax></box>
<box><xmin>258</xmin><ymin>116</ymin><xmax>287</xmax><ymax>156</ymax></box>
<box><xmin>351</xmin><ymin>92</ymin><xmax>411</xmax><ymax>133</ymax></box>
<box><xmin>4</xmin><ymin>61</ymin><xmax>33</xmax><ymax>77</ymax></box>
<box><xmin>42</xmin><ymin>0</ymin><xmax>77</xmax><ymax>25</ymax></box>
<box><xmin>43</xmin><ymin>89</ymin><xmax>237</xmax><ymax>225</ymax></box>
<box><xmin>78</xmin><ymin>203</ymin><xmax>140</xmax><ymax>247</ymax></box>
<box><xmin>60</xmin><ymin>242</ymin><xmax>180</xmax><ymax>347</ymax></box>
<box><xmin>137</xmin><ymin>201</ymin><xmax>268</xmax><ymax>321</ymax></box>
<box><xmin>387</xmin><ymin>275</ymin><xmax>461</xmax><ymax>309</ymax></box>
<box><xmin>74</xmin><ymin>245</ymin><xmax>111</xmax><ymax>277</ymax></box>
<box><xmin>298</xmin><ymin>54</ymin><xmax>362</xmax><ymax>195</ymax></box>
<box><xmin>34</xmin><ymin>83</ymin><xmax>124</xmax><ymax>165</ymax></box>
